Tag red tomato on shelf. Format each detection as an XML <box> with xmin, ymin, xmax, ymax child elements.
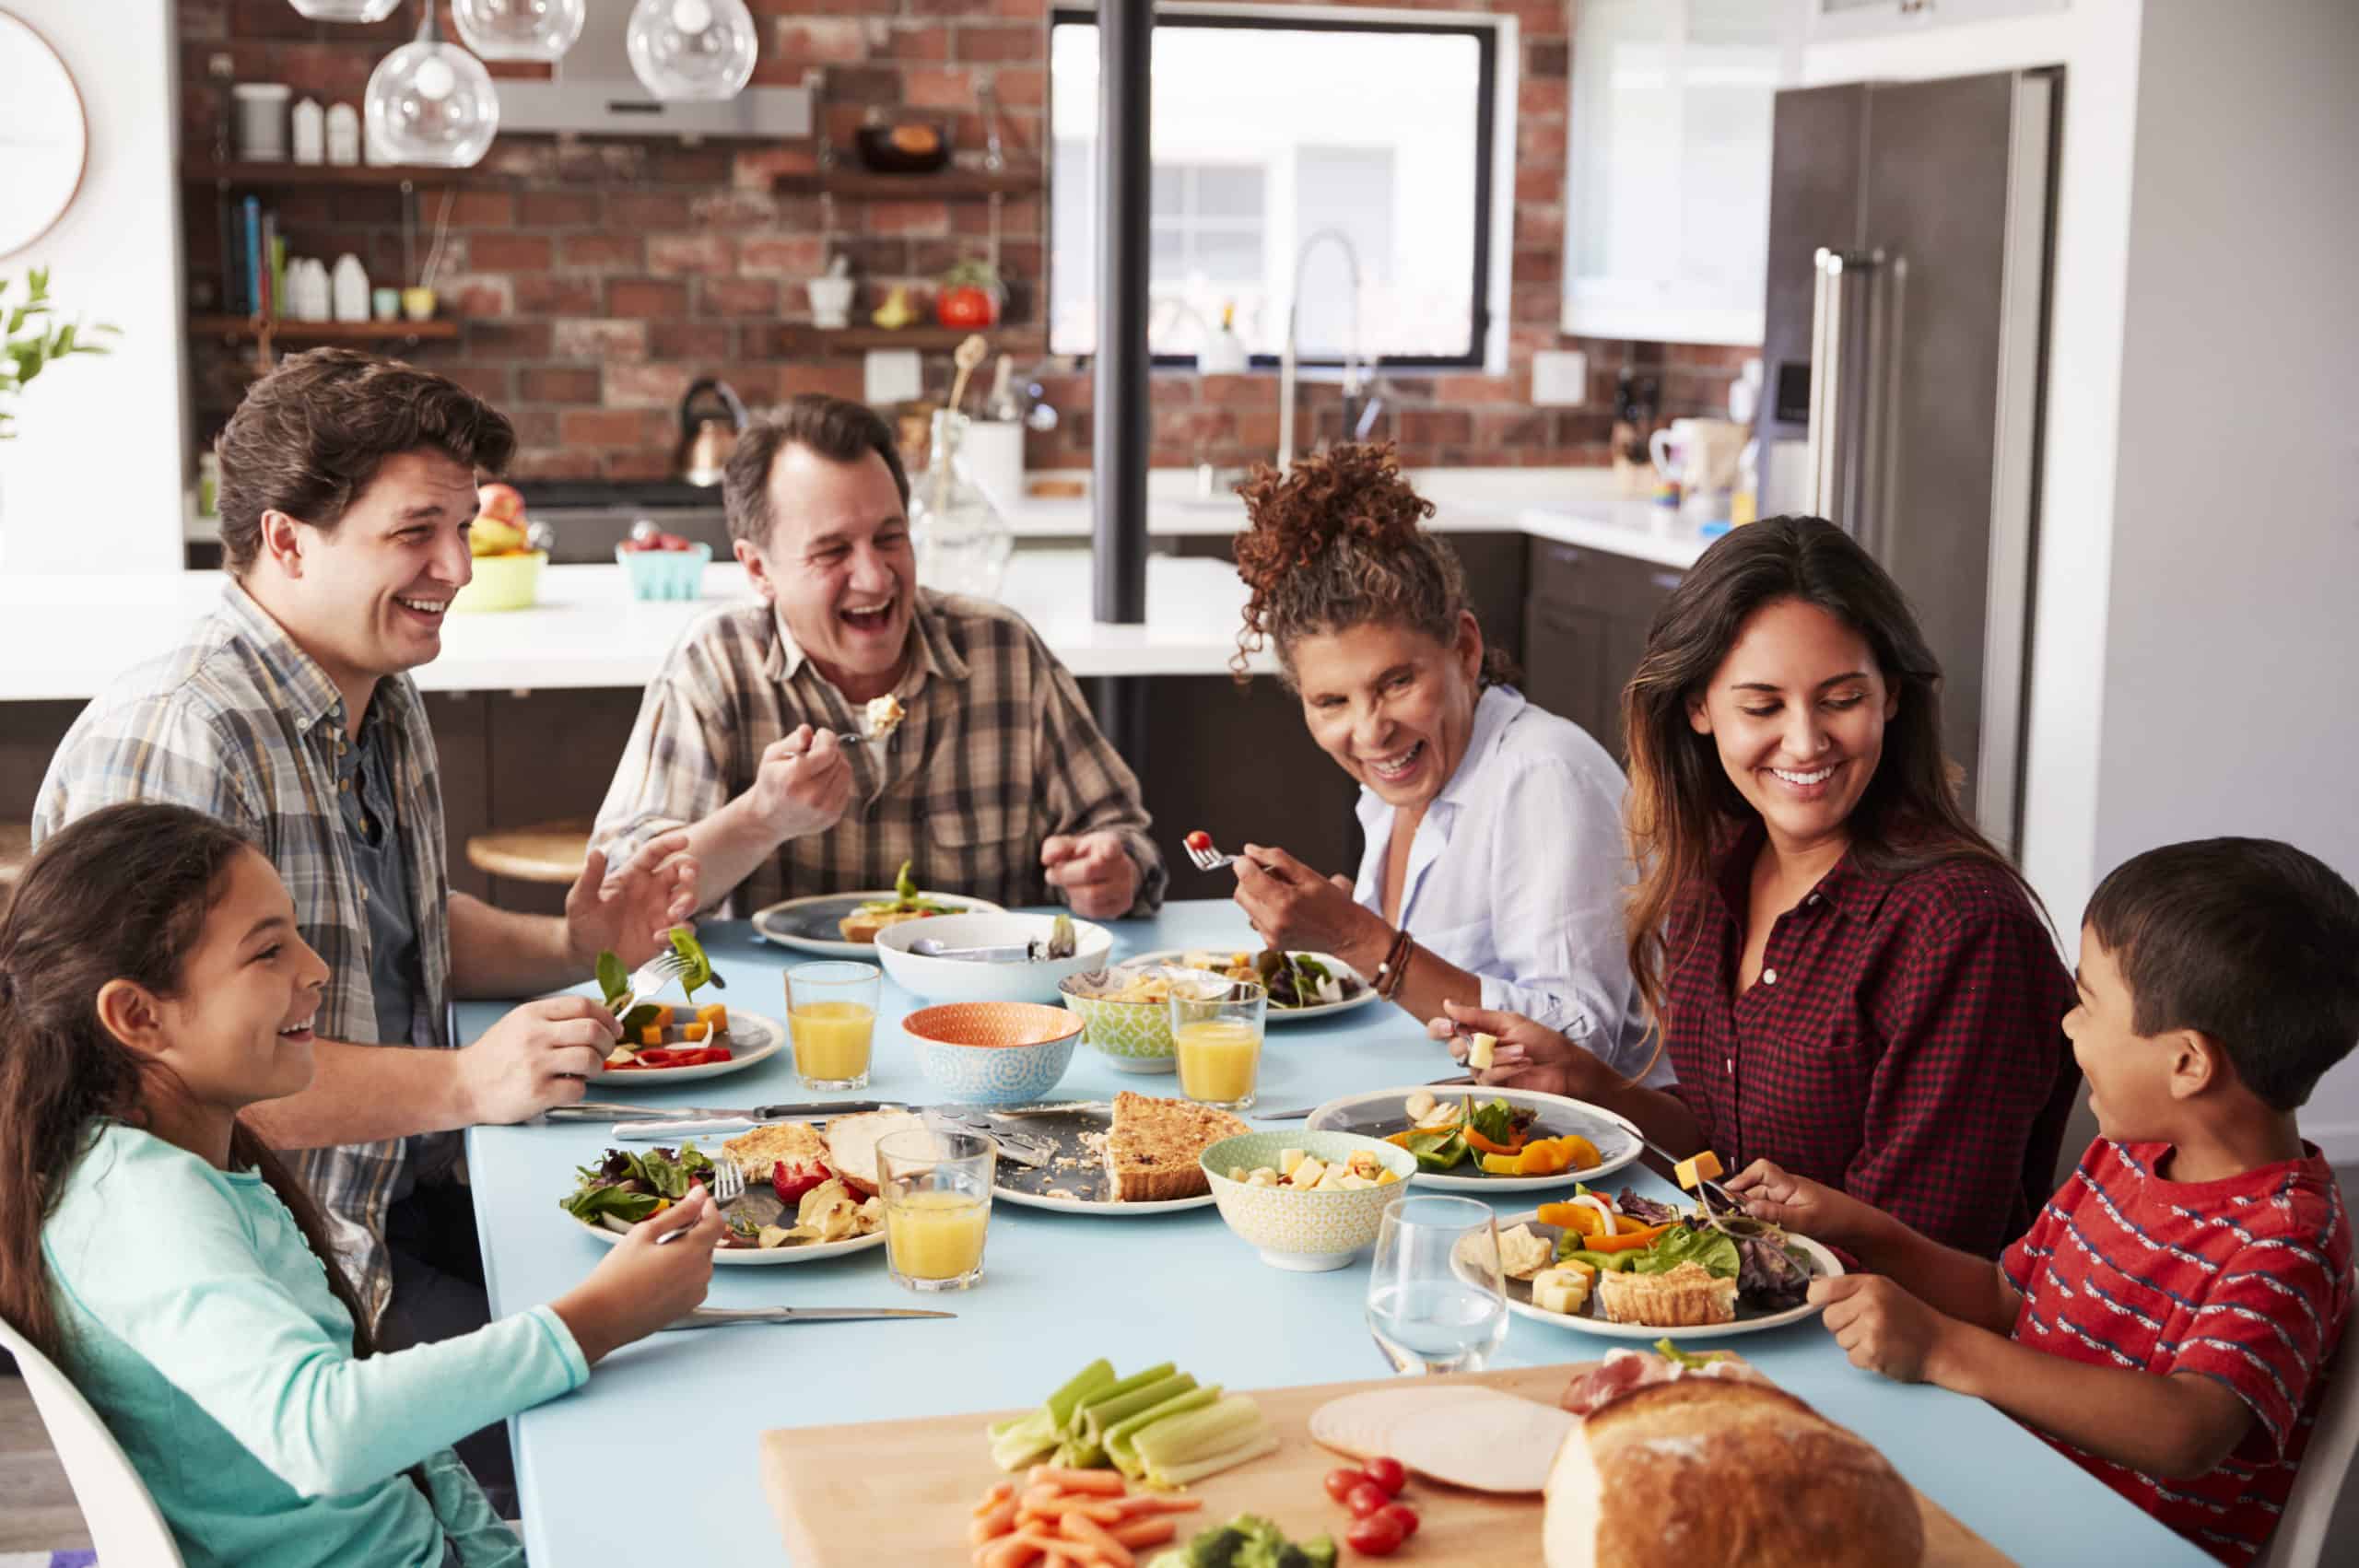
<box><xmin>936</xmin><ymin>285</ymin><xmax>999</xmax><ymax>328</ymax></box>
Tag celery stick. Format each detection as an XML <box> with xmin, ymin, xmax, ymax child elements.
<box><xmin>1107</xmin><ymin>1384</ymin><xmax>1221</xmax><ymax>1477</ymax></box>
<box><xmin>1081</xmin><ymin>1373</ymin><xmax>1196</xmax><ymax>1444</ymax></box>
<box><xmin>987</xmin><ymin>1415</ymin><xmax>1023</xmax><ymax>1438</ymax></box>
<box><xmin>1144</xmin><ymin>1432</ymin><xmax>1281</xmax><ymax>1488</ymax></box>
<box><xmin>1043</xmin><ymin>1358</ymin><xmax>1118</xmax><ymax>1430</ymax></box>
<box><xmin>1069</xmin><ymin>1362</ymin><xmax>1176</xmax><ymax>1432</ymax></box>
<box><xmin>989</xmin><ymin>1409</ymin><xmax>1058</xmax><ymax>1471</ymax></box>
<box><xmin>1131</xmin><ymin>1396</ymin><xmax>1263</xmax><ymax>1467</ymax></box>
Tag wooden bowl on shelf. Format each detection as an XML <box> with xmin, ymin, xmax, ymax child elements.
<box><xmin>852</xmin><ymin>123</ymin><xmax>953</xmax><ymax>174</ymax></box>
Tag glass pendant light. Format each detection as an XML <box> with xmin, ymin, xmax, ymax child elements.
<box><xmin>452</xmin><ymin>0</ymin><xmax>585</xmax><ymax>64</ymax></box>
<box><xmin>365</xmin><ymin>6</ymin><xmax>499</xmax><ymax>169</ymax></box>
<box><xmin>626</xmin><ymin>0</ymin><xmax>758</xmax><ymax>102</ymax></box>
<box><xmin>288</xmin><ymin>0</ymin><xmax>403</xmax><ymax>21</ymax></box>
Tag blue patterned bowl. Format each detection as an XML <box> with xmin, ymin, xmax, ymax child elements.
<box><xmin>904</xmin><ymin>1001</ymin><xmax>1082</xmax><ymax>1106</ymax></box>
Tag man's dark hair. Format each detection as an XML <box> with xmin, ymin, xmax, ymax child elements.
<box><xmin>2084</xmin><ymin>837</ymin><xmax>2359</xmax><ymax>1111</ymax></box>
<box><xmin>722</xmin><ymin>393</ymin><xmax>911</xmax><ymax>552</ymax></box>
<box><xmin>214</xmin><ymin>347</ymin><xmax>515</xmax><ymax>575</ymax></box>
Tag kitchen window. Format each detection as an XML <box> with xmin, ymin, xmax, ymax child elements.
<box><xmin>1048</xmin><ymin>6</ymin><xmax>1510</xmax><ymax>371</ymax></box>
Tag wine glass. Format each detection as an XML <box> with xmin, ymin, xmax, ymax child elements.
<box><xmin>1365</xmin><ymin>1194</ymin><xmax>1509</xmax><ymax>1375</ymax></box>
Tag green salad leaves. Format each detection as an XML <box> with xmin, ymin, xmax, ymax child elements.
<box><xmin>559</xmin><ymin>1144</ymin><xmax>717</xmax><ymax>1226</ymax></box>
<box><xmin>1558</xmin><ymin>1223</ymin><xmax>1742</xmax><ymax>1279</ymax></box>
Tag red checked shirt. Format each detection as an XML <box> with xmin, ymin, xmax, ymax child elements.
<box><xmin>2001</xmin><ymin>1140</ymin><xmax>2353</xmax><ymax>1566</ymax></box>
<box><xmin>1661</xmin><ymin>823</ymin><xmax>2081</xmax><ymax>1257</ymax></box>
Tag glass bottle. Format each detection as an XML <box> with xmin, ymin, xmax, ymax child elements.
<box><xmin>910</xmin><ymin>411</ymin><xmax>1014</xmax><ymax>602</ymax></box>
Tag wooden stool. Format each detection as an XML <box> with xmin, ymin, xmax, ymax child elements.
<box><xmin>464</xmin><ymin>818</ymin><xmax>591</xmax><ymax>886</ymax></box>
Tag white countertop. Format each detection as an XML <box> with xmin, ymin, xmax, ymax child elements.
<box><xmin>0</xmin><ymin>553</ymin><xmax>1279</xmax><ymax>701</ymax></box>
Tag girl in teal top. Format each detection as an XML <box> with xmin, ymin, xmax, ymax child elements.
<box><xmin>0</xmin><ymin>803</ymin><xmax>726</xmax><ymax>1567</ymax></box>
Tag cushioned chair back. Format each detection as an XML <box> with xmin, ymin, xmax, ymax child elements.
<box><xmin>2261</xmin><ymin>1351</ymin><xmax>2359</xmax><ymax>1568</ymax></box>
<box><xmin>0</xmin><ymin>1312</ymin><xmax>185</xmax><ymax>1568</ymax></box>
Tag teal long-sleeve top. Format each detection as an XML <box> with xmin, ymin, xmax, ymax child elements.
<box><xmin>40</xmin><ymin>1123</ymin><xmax>589</xmax><ymax>1568</ymax></box>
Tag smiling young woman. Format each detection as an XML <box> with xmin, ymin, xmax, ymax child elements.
<box><xmin>1437</xmin><ymin>518</ymin><xmax>2080</xmax><ymax>1257</ymax></box>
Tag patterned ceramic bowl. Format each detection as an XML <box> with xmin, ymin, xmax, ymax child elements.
<box><xmin>1057</xmin><ymin>965</ymin><xmax>1231</xmax><ymax>1074</ymax></box>
<box><xmin>904</xmin><ymin>1000</ymin><xmax>1083</xmax><ymax>1106</ymax></box>
<box><xmin>1201</xmin><ymin>1130</ymin><xmax>1419</xmax><ymax>1272</ymax></box>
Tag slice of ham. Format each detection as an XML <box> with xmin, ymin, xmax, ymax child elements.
<box><xmin>1309</xmin><ymin>1387</ymin><xmax>1574</xmax><ymax>1494</ymax></box>
<box><xmin>1559</xmin><ymin>1346</ymin><xmax>1769</xmax><ymax>1416</ymax></box>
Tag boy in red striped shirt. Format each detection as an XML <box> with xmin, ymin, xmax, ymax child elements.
<box><xmin>1730</xmin><ymin>837</ymin><xmax>2359</xmax><ymax>1566</ymax></box>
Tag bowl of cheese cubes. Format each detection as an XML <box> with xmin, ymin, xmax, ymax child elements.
<box><xmin>1200</xmin><ymin>1130</ymin><xmax>1416</xmax><ymax>1272</ymax></box>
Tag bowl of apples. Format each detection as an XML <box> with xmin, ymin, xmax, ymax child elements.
<box><xmin>450</xmin><ymin>483</ymin><xmax>548</xmax><ymax>614</ymax></box>
<box><xmin>616</xmin><ymin>521</ymin><xmax>711</xmax><ymax>602</ymax></box>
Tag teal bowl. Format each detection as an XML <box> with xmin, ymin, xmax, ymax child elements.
<box><xmin>616</xmin><ymin>542</ymin><xmax>711</xmax><ymax>600</ymax></box>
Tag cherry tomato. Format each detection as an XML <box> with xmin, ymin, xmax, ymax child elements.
<box><xmin>1184</xmin><ymin>829</ymin><xmax>1213</xmax><ymax>852</ymax></box>
<box><xmin>1361</xmin><ymin>1456</ymin><xmax>1407</xmax><ymax>1495</ymax></box>
<box><xmin>1345</xmin><ymin>1512</ymin><xmax>1407</xmax><ymax>1557</ymax></box>
<box><xmin>1322</xmin><ymin>1467</ymin><xmax>1368</xmax><ymax>1504</ymax></box>
<box><xmin>1345</xmin><ymin>1480</ymin><xmax>1391</xmax><ymax>1518</ymax></box>
<box><xmin>1377</xmin><ymin>1502</ymin><xmax>1420</xmax><ymax>1539</ymax></box>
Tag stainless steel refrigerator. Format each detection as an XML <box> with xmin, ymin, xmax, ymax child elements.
<box><xmin>1755</xmin><ymin>69</ymin><xmax>2059</xmax><ymax>854</ymax></box>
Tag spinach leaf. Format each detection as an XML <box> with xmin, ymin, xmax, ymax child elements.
<box><xmin>668</xmin><ymin>926</ymin><xmax>719</xmax><ymax>1002</ymax></box>
<box><xmin>560</xmin><ymin>1184</ymin><xmax>664</xmax><ymax>1224</ymax></box>
<box><xmin>594</xmin><ymin>950</ymin><xmax>628</xmax><ymax>1010</ymax></box>
<box><xmin>894</xmin><ymin>859</ymin><xmax>920</xmax><ymax>903</ymax></box>
<box><xmin>1403</xmin><ymin>1129</ymin><xmax>1469</xmax><ymax>1172</ymax></box>
<box><xmin>1468</xmin><ymin>1097</ymin><xmax>1519</xmax><ymax>1146</ymax></box>
<box><xmin>617</xmin><ymin>1003</ymin><xmax>663</xmax><ymax>1036</ymax></box>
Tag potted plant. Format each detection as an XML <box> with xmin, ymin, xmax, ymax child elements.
<box><xmin>935</xmin><ymin>259</ymin><xmax>1003</xmax><ymax>330</ymax></box>
<box><xmin>1</xmin><ymin>267</ymin><xmax>116</xmax><ymax>441</ymax></box>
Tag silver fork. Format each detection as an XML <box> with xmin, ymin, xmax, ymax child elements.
<box><xmin>605</xmin><ymin>948</ymin><xmax>692</xmax><ymax>1021</ymax></box>
<box><xmin>1184</xmin><ymin>834</ymin><xmax>1239</xmax><ymax>872</ymax></box>
<box><xmin>658</xmin><ymin>1151</ymin><xmax>744</xmax><ymax>1246</ymax></box>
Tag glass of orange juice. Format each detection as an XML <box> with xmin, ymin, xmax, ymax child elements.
<box><xmin>876</xmin><ymin>1127</ymin><xmax>995</xmax><ymax>1293</ymax></box>
<box><xmin>786</xmin><ymin>961</ymin><xmax>879</xmax><ymax>1091</ymax></box>
<box><xmin>1172</xmin><ymin>978</ymin><xmax>1268</xmax><ymax>1112</ymax></box>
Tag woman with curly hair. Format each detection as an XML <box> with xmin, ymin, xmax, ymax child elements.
<box><xmin>1223</xmin><ymin>444</ymin><xmax>1661</xmax><ymax>1082</ymax></box>
<box><xmin>1430</xmin><ymin>517</ymin><xmax>2080</xmax><ymax>1257</ymax></box>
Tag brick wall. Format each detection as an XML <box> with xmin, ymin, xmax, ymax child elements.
<box><xmin>181</xmin><ymin>0</ymin><xmax>1755</xmax><ymax>480</ymax></box>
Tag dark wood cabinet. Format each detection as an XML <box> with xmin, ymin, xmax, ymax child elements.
<box><xmin>1521</xmin><ymin>540</ymin><xmax>1687</xmax><ymax>761</ymax></box>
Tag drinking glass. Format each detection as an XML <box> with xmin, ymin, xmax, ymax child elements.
<box><xmin>1170</xmin><ymin>978</ymin><xmax>1267</xmax><ymax>1112</ymax></box>
<box><xmin>876</xmin><ymin>1127</ymin><xmax>995</xmax><ymax>1293</ymax></box>
<box><xmin>1365</xmin><ymin>1194</ymin><xmax>1510</xmax><ymax>1375</ymax></box>
<box><xmin>786</xmin><ymin>960</ymin><xmax>878</xmax><ymax>1091</ymax></box>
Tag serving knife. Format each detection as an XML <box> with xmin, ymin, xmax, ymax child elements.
<box><xmin>660</xmin><ymin>1305</ymin><xmax>954</xmax><ymax>1332</ymax></box>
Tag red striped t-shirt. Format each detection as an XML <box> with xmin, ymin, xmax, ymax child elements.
<box><xmin>2000</xmin><ymin>1139</ymin><xmax>2353</xmax><ymax>1565</ymax></box>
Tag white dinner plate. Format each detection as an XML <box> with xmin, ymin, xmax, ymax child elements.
<box><xmin>991</xmin><ymin>1185</ymin><xmax>1218</xmax><ymax>1217</ymax></box>
<box><xmin>1118</xmin><ymin>949</ymin><xmax>1381</xmax><ymax>1024</ymax></box>
<box><xmin>1305</xmin><ymin>1084</ymin><xmax>1644</xmax><ymax>1193</ymax></box>
<box><xmin>750</xmin><ymin>890</ymin><xmax>1005</xmax><ymax>956</ymax></box>
<box><xmin>574</xmin><ymin>1211</ymin><xmax>889</xmax><ymax>1266</ymax></box>
<box><xmin>1468</xmin><ymin>1209</ymin><xmax>1844</xmax><ymax>1340</ymax></box>
<box><xmin>980</xmin><ymin>1103</ymin><xmax>1222</xmax><ymax>1214</ymax></box>
<box><xmin>598</xmin><ymin>1010</ymin><xmax>786</xmax><ymax>1085</ymax></box>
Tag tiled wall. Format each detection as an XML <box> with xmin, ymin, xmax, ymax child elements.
<box><xmin>181</xmin><ymin>0</ymin><xmax>1755</xmax><ymax>479</ymax></box>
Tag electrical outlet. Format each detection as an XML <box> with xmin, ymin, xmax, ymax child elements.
<box><xmin>863</xmin><ymin>349</ymin><xmax>922</xmax><ymax>405</ymax></box>
<box><xmin>1530</xmin><ymin>349</ymin><xmax>1589</xmax><ymax>407</ymax></box>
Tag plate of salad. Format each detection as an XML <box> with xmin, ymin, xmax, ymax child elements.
<box><xmin>1304</xmin><ymin>1085</ymin><xmax>1643</xmax><ymax>1192</ymax></box>
<box><xmin>1468</xmin><ymin>1190</ymin><xmax>1841</xmax><ymax>1340</ymax></box>
<box><xmin>1118</xmin><ymin>948</ymin><xmax>1379</xmax><ymax>1023</ymax></box>
<box><xmin>589</xmin><ymin>931</ymin><xmax>785</xmax><ymax>1083</ymax></box>
<box><xmin>557</xmin><ymin>1142</ymin><xmax>887</xmax><ymax>1265</ymax></box>
<box><xmin>750</xmin><ymin>860</ymin><xmax>1005</xmax><ymax>956</ymax></box>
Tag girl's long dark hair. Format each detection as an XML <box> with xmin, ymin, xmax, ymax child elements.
<box><xmin>1620</xmin><ymin>517</ymin><xmax>2044</xmax><ymax>1030</ymax></box>
<box><xmin>0</xmin><ymin>804</ymin><xmax>384</xmax><ymax>1369</ymax></box>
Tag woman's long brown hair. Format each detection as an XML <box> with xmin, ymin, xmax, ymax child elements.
<box><xmin>0</xmin><ymin>804</ymin><xmax>387</xmax><ymax>1370</ymax></box>
<box><xmin>1620</xmin><ymin>516</ymin><xmax>2044</xmax><ymax>1030</ymax></box>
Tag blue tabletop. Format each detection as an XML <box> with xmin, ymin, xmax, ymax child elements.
<box><xmin>463</xmin><ymin>906</ymin><xmax>2206</xmax><ymax>1566</ymax></box>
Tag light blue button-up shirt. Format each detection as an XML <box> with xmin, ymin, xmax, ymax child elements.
<box><xmin>1352</xmin><ymin>685</ymin><xmax>1672</xmax><ymax>1086</ymax></box>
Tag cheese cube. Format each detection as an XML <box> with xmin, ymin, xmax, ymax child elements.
<box><xmin>1229</xmin><ymin>1166</ymin><xmax>1249</xmax><ymax>1182</ymax></box>
<box><xmin>1291</xmin><ymin>1157</ymin><xmax>1327</xmax><ymax>1189</ymax></box>
<box><xmin>1531</xmin><ymin>1266</ymin><xmax>1594</xmax><ymax>1316</ymax></box>
<box><xmin>1674</xmin><ymin>1150</ymin><xmax>1726</xmax><ymax>1192</ymax></box>
<box><xmin>1468</xmin><ymin>1032</ymin><xmax>1497</xmax><ymax>1071</ymax></box>
<box><xmin>1278</xmin><ymin>1148</ymin><xmax>1308</xmax><ymax>1176</ymax></box>
<box><xmin>1315</xmin><ymin>1169</ymin><xmax>1351</xmax><ymax>1192</ymax></box>
<box><xmin>1338</xmin><ymin>1173</ymin><xmax>1374</xmax><ymax>1190</ymax></box>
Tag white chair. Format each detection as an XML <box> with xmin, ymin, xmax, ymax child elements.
<box><xmin>0</xmin><ymin>1313</ymin><xmax>185</xmax><ymax>1568</ymax></box>
<box><xmin>2262</xmin><ymin>1352</ymin><xmax>2359</xmax><ymax>1568</ymax></box>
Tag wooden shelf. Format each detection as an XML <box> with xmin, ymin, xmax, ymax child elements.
<box><xmin>183</xmin><ymin>160</ymin><xmax>475</xmax><ymax>188</ymax></box>
<box><xmin>771</xmin><ymin>168</ymin><xmax>1040</xmax><ymax>199</ymax></box>
<box><xmin>770</xmin><ymin>323</ymin><xmax>1043</xmax><ymax>355</ymax></box>
<box><xmin>191</xmin><ymin>316</ymin><xmax>461</xmax><ymax>344</ymax></box>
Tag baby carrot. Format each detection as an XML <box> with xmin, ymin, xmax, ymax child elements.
<box><xmin>980</xmin><ymin>1532</ymin><xmax>1043</xmax><ymax>1568</ymax></box>
<box><xmin>1058</xmin><ymin>1513</ymin><xmax>1135</xmax><ymax>1568</ymax></box>
<box><xmin>968</xmin><ymin>1498</ymin><xmax>1019</xmax><ymax>1544</ymax></box>
<box><xmin>973</xmin><ymin>1480</ymin><xmax>1015</xmax><ymax>1514</ymax></box>
<box><xmin>1016</xmin><ymin>1525</ymin><xmax>1099</xmax><ymax>1565</ymax></box>
<box><xmin>1109</xmin><ymin>1518</ymin><xmax>1179</xmax><ymax>1550</ymax></box>
<box><xmin>1110</xmin><ymin>1495</ymin><xmax>1203</xmax><ymax>1516</ymax></box>
<box><xmin>1032</xmin><ymin>1467</ymin><xmax>1128</xmax><ymax>1495</ymax></box>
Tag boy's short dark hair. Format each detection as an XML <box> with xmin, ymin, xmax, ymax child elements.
<box><xmin>722</xmin><ymin>393</ymin><xmax>911</xmax><ymax>554</ymax></box>
<box><xmin>214</xmin><ymin>347</ymin><xmax>515</xmax><ymax>575</ymax></box>
<box><xmin>2084</xmin><ymin>837</ymin><xmax>2359</xmax><ymax>1110</ymax></box>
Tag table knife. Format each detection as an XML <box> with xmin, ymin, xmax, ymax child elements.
<box><xmin>660</xmin><ymin>1305</ymin><xmax>955</xmax><ymax>1331</ymax></box>
<box><xmin>546</xmin><ymin>1099</ymin><xmax>891</xmax><ymax>1123</ymax></box>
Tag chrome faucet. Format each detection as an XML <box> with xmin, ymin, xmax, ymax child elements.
<box><xmin>1277</xmin><ymin>228</ymin><xmax>1369</xmax><ymax>471</ymax></box>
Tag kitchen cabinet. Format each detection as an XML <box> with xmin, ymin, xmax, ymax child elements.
<box><xmin>1561</xmin><ymin>0</ymin><xmax>1800</xmax><ymax>346</ymax></box>
<box><xmin>1520</xmin><ymin>540</ymin><xmax>1685</xmax><ymax>759</ymax></box>
<box><xmin>1806</xmin><ymin>0</ymin><xmax>2067</xmax><ymax>43</ymax></box>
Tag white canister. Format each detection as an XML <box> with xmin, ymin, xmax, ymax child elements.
<box><xmin>325</xmin><ymin>102</ymin><xmax>362</xmax><ymax>166</ymax></box>
<box><xmin>332</xmin><ymin>254</ymin><xmax>370</xmax><ymax>322</ymax></box>
<box><xmin>291</xmin><ymin>98</ymin><xmax>325</xmax><ymax>165</ymax></box>
<box><xmin>232</xmin><ymin>84</ymin><xmax>292</xmax><ymax>162</ymax></box>
<box><xmin>959</xmin><ymin>420</ymin><xmax>1027</xmax><ymax>517</ymax></box>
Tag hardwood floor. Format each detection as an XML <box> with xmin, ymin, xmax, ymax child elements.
<box><xmin>0</xmin><ymin>1374</ymin><xmax>88</xmax><ymax>1553</ymax></box>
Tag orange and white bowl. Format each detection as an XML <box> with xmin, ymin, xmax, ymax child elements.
<box><xmin>904</xmin><ymin>1000</ymin><xmax>1084</xmax><ymax>1106</ymax></box>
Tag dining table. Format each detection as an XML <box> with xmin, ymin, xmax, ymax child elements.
<box><xmin>461</xmin><ymin>904</ymin><xmax>2212</xmax><ymax>1566</ymax></box>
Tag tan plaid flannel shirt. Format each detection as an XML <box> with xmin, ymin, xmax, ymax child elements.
<box><xmin>32</xmin><ymin>581</ymin><xmax>453</xmax><ymax>1325</ymax></box>
<box><xmin>593</xmin><ymin>590</ymin><xmax>1168</xmax><ymax>916</ymax></box>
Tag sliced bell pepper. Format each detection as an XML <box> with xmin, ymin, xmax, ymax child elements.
<box><xmin>1583</xmin><ymin>1221</ymin><xmax>1675</xmax><ymax>1253</ymax></box>
<box><xmin>629</xmin><ymin>1047</ymin><xmax>680</xmax><ymax>1068</ymax></box>
<box><xmin>1479</xmin><ymin>1152</ymin><xmax>1523</xmax><ymax>1176</ymax></box>
<box><xmin>1465</xmin><ymin>1126</ymin><xmax>1530</xmax><ymax>1157</ymax></box>
<box><xmin>1537</xmin><ymin>1199</ymin><xmax>1612</xmax><ymax>1237</ymax></box>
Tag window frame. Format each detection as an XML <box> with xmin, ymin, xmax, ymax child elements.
<box><xmin>1048</xmin><ymin>3</ymin><xmax>1512</xmax><ymax>375</ymax></box>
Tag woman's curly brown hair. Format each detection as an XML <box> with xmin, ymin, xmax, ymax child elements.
<box><xmin>1230</xmin><ymin>442</ymin><xmax>1517</xmax><ymax>687</ymax></box>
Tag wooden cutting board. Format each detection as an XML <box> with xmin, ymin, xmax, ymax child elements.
<box><xmin>759</xmin><ymin>1363</ymin><xmax>2011</xmax><ymax>1565</ymax></box>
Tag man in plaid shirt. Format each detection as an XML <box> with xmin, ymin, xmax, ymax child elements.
<box><xmin>593</xmin><ymin>395</ymin><xmax>1165</xmax><ymax>920</ymax></box>
<box><xmin>34</xmin><ymin>350</ymin><xmax>698</xmax><ymax>1506</ymax></box>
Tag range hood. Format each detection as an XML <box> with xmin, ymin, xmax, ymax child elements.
<box><xmin>493</xmin><ymin>3</ymin><xmax>811</xmax><ymax>139</ymax></box>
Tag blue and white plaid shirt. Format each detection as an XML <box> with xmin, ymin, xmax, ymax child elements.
<box><xmin>33</xmin><ymin>580</ymin><xmax>453</xmax><ymax>1322</ymax></box>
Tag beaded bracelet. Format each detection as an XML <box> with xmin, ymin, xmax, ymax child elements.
<box><xmin>1373</xmin><ymin>927</ymin><xmax>1416</xmax><ymax>1000</ymax></box>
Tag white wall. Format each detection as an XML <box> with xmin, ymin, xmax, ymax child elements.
<box><xmin>2097</xmin><ymin>0</ymin><xmax>2359</xmax><ymax>1155</ymax></box>
<box><xmin>0</xmin><ymin>0</ymin><xmax>185</xmax><ymax>575</ymax></box>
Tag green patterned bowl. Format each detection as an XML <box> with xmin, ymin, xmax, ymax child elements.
<box><xmin>1058</xmin><ymin>966</ymin><xmax>1227</xmax><ymax>1074</ymax></box>
<box><xmin>1200</xmin><ymin>1131</ymin><xmax>1418</xmax><ymax>1272</ymax></box>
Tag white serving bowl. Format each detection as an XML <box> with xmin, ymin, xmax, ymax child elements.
<box><xmin>873</xmin><ymin>911</ymin><xmax>1114</xmax><ymax>1004</ymax></box>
